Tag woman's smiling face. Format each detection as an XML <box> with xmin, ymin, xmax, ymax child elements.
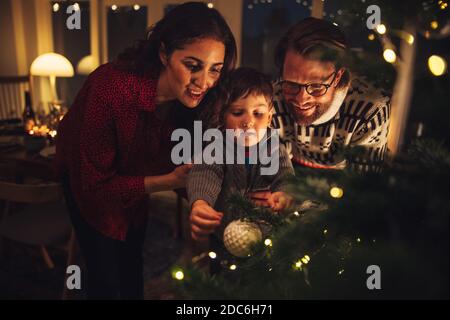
<box><xmin>158</xmin><ymin>38</ymin><xmax>225</xmax><ymax>108</ymax></box>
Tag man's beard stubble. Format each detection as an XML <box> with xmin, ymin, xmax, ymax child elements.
<box><xmin>289</xmin><ymin>100</ymin><xmax>330</xmax><ymax>126</ymax></box>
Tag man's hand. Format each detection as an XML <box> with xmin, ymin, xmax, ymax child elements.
<box><xmin>190</xmin><ymin>200</ymin><xmax>223</xmax><ymax>241</ymax></box>
<box><xmin>267</xmin><ymin>191</ymin><xmax>294</xmax><ymax>211</ymax></box>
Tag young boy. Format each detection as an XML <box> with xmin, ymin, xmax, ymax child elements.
<box><xmin>187</xmin><ymin>68</ymin><xmax>294</xmax><ymax>245</ymax></box>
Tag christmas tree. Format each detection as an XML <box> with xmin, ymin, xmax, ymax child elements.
<box><xmin>174</xmin><ymin>140</ymin><xmax>450</xmax><ymax>299</ymax></box>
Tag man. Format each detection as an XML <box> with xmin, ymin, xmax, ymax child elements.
<box><xmin>271</xmin><ymin>17</ymin><xmax>390</xmax><ymax>171</ymax></box>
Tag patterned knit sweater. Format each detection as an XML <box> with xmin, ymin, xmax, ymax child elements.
<box><xmin>271</xmin><ymin>76</ymin><xmax>391</xmax><ymax>171</ymax></box>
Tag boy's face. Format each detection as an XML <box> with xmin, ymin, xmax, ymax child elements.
<box><xmin>224</xmin><ymin>93</ymin><xmax>273</xmax><ymax>146</ymax></box>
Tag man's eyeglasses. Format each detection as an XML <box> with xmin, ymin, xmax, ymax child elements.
<box><xmin>280</xmin><ymin>71</ymin><xmax>337</xmax><ymax>97</ymax></box>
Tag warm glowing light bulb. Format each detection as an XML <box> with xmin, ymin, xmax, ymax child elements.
<box><xmin>264</xmin><ymin>239</ymin><xmax>272</xmax><ymax>246</ymax></box>
<box><xmin>431</xmin><ymin>20</ymin><xmax>439</xmax><ymax>29</ymax></box>
<box><xmin>428</xmin><ymin>55</ymin><xmax>447</xmax><ymax>76</ymax></box>
<box><xmin>383</xmin><ymin>49</ymin><xmax>397</xmax><ymax>63</ymax></box>
<box><xmin>229</xmin><ymin>264</ymin><xmax>237</xmax><ymax>270</ymax></box>
<box><xmin>133</xmin><ymin>4</ymin><xmax>140</xmax><ymax>10</ymax></box>
<box><xmin>376</xmin><ymin>24</ymin><xmax>386</xmax><ymax>34</ymax></box>
<box><xmin>111</xmin><ymin>4</ymin><xmax>118</xmax><ymax>11</ymax></box>
<box><xmin>207</xmin><ymin>2</ymin><xmax>214</xmax><ymax>8</ymax></box>
<box><xmin>368</xmin><ymin>33</ymin><xmax>375</xmax><ymax>41</ymax></box>
<box><xmin>330</xmin><ymin>187</ymin><xmax>344</xmax><ymax>198</ymax></box>
<box><xmin>53</xmin><ymin>3</ymin><xmax>60</xmax><ymax>12</ymax></box>
<box><xmin>208</xmin><ymin>251</ymin><xmax>217</xmax><ymax>259</ymax></box>
<box><xmin>406</xmin><ymin>34</ymin><xmax>414</xmax><ymax>44</ymax></box>
<box><xmin>173</xmin><ymin>270</ymin><xmax>184</xmax><ymax>280</ymax></box>
<box><xmin>73</xmin><ymin>3</ymin><xmax>80</xmax><ymax>11</ymax></box>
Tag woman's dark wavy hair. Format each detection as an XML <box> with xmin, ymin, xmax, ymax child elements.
<box><xmin>117</xmin><ymin>2</ymin><xmax>237</xmax><ymax>78</ymax></box>
<box><xmin>274</xmin><ymin>17</ymin><xmax>350</xmax><ymax>88</ymax></box>
<box><xmin>207</xmin><ymin>67</ymin><xmax>274</xmax><ymax>129</ymax></box>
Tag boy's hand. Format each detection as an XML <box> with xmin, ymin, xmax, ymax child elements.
<box><xmin>190</xmin><ymin>200</ymin><xmax>223</xmax><ymax>241</ymax></box>
<box><xmin>248</xmin><ymin>190</ymin><xmax>272</xmax><ymax>207</ymax></box>
<box><xmin>267</xmin><ymin>191</ymin><xmax>294</xmax><ymax>212</ymax></box>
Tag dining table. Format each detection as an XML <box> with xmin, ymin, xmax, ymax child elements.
<box><xmin>0</xmin><ymin>133</ymin><xmax>56</xmax><ymax>182</ymax></box>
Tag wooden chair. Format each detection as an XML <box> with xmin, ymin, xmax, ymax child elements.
<box><xmin>0</xmin><ymin>162</ymin><xmax>76</xmax><ymax>298</ymax></box>
<box><xmin>0</xmin><ymin>180</ymin><xmax>72</xmax><ymax>269</ymax></box>
<box><xmin>0</xmin><ymin>75</ymin><xmax>32</xmax><ymax>121</ymax></box>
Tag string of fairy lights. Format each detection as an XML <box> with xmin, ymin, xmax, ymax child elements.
<box><xmin>52</xmin><ymin>2</ymin><xmax>144</xmax><ymax>13</ymax></box>
<box><xmin>51</xmin><ymin>1</ymin><xmax>447</xmax><ymax>77</ymax></box>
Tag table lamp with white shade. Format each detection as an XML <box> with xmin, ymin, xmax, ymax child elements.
<box><xmin>76</xmin><ymin>55</ymin><xmax>98</xmax><ymax>75</ymax></box>
<box><xmin>30</xmin><ymin>52</ymin><xmax>74</xmax><ymax>102</ymax></box>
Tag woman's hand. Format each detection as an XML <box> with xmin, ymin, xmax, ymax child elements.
<box><xmin>144</xmin><ymin>164</ymin><xmax>192</xmax><ymax>193</ymax></box>
<box><xmin>267</xmin><ymin>191</ymin><xmax>294</xmax><ymax>212</ymax></box>
<box><xmin>190</xmin><ymin>200</ymin><xmax>223</xmax><ymax>241</ymax></box>
<box><xmin>169</xmin><ymin>164</ymin><xmax>193</xmax><ymax>189</ymax></box>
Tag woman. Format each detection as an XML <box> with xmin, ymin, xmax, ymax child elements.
<box><xmin>55</xmin><ymin>2</ymin><xmax>236</xmax><ymax>299</ymax></box>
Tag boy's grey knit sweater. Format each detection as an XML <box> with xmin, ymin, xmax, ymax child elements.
<box><xmin>187</xmin><ymin>129</ymin><xmax>294</xmax><ymax>237</ymax></box>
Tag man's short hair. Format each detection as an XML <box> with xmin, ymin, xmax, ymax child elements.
<box><xmin>275</xmin><ymin>17</ymin><xmax>349</xmax><ymax>78</ymax></box>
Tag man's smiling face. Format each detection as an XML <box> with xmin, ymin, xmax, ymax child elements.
<box><xmin>282</xmin><ymin>50</ymin><xmax>344</xmax><ymax>126</ymax></box>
